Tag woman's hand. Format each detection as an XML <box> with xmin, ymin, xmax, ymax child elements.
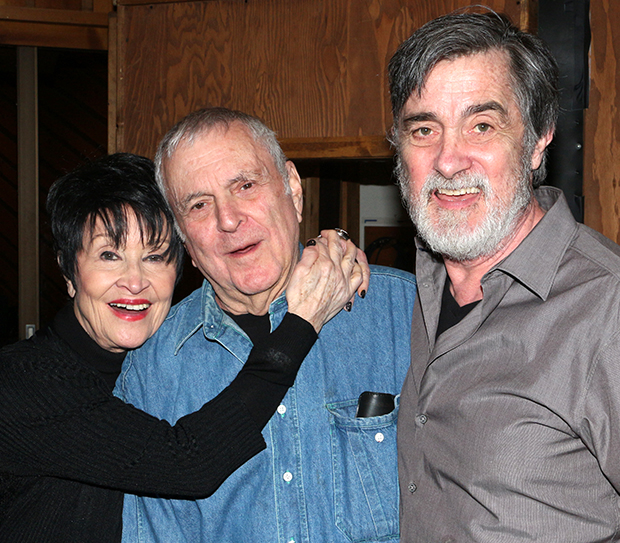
<box><xmin>286</xmin><ymin>229</ymin><xmax>370</xmax><ymax>333</ymax></box>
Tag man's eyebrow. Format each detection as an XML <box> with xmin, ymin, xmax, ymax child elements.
<box><xmin>464</xmin><ymin>101</ymin><xmax>509</xmax><ymax>120</ymax></box>
<box><xmin>400</xmin><ymin>101</ymin><xmax>510</xmax><ymax>129</ymax></box>
<box><xmin>229</xmin><ymin>171</ymin><xmax>256</xmax><ymax>185</ymax></box>
<box><xmin>176</xmin><ymin>171</ymin><xmax>263</xmax><ymax>212</ymax></box>
<box><xmin>177</xmin><ymin>190</ymin><xmax>209</xmax><ymax>213</ymax></box>
<box><xmin>401</xmin><ymin>112</ymin><xmax>439</xmax><ymax>128</ymax></box>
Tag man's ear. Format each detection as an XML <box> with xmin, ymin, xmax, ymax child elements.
<box><xmin>286</xmin><ymin>161</ymin><xmax>304</xmax><ymax>223</ymax></box>
<box><xmin>531</xmin><ymin>130</ymin><xmax>554</xmax><ymax>171</ymax></box>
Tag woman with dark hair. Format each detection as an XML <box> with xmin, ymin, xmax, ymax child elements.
<box><xmin>0</xmin><ymin>153</ymin><xmax>365</xmax><ymax>542</ymax></box>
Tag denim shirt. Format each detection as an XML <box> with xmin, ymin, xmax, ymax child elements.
<box><xmin>115</xmin><ymin>265</ymin><xmax>416</xmax><ymax>543</ymax></box>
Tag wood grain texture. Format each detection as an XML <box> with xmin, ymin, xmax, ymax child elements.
<box><xmin>116</xmin><ymin>0</ymin><xmax>523</xmax><ymax>158</ymax></box>
<box><xmin>282</xmin><ymin>136</ymin><xmax>392</xmax><ymax>159</ymax></box>
<box><xmin>584</xmin><ymin>0</ymin><xmax>620</xmax><ymax>241</ymax></box>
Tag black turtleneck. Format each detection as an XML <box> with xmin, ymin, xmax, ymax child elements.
<box><xmin>51</xmin><ymin>303</ymin><xmax>126</xmax><ymax>390</ymax></box>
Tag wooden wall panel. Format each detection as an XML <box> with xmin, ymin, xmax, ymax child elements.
<box><xmin>584</xmin><ymin>0</ymin><xmax>620</xmax><ymax>241</ymax></box>
<box><xmin>115</xmin><ymin>0</ymin><xmax>523</xmax><ymax>158</ymax></box>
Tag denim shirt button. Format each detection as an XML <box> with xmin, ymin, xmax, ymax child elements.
<box><xmin>283</xmin><ymin>471</ymin><xmax>293</xmax><ymax>483</ymax></box>
<box><xmin>375</xmin><ymin>432</ymin><xmax>385</xmax><ymax>443</ymax></box>
<box><xmin>277</xmin><ymin>404</ymin><xmax>287</xmax><ymax>415</ymax></box>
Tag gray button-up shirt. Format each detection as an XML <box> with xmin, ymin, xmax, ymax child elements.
<box><xmin>399</xmin><ymin>187</ymin><xmax>620</xmax><ymax>542</ymax></box>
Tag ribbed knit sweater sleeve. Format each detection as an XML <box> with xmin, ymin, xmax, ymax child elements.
<box><xmin>0</xmin><ymin>312</ymin><xmax>316</xmax><ymax>499</ymax></box>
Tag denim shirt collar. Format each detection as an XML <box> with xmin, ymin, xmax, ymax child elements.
<box><xmin>171</xmin><ymin>279</ymin><xmax>289</xmax><ymax>355</ymax></box>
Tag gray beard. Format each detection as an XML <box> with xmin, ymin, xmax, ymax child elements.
<box><xmin>397</xmin><ymin>159</ymin><xmax>533</xmax><ymax>262</ymax></box>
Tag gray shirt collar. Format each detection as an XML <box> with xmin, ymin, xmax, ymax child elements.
<box><xmin>416</xmin><ymin>186</ymin><xmax>579</xmax><ymax>302</ymax></box>
<box><xmin>493</xmin><ymin>186</ymin><xmax>578</xmax><ymax>301</ymax></box>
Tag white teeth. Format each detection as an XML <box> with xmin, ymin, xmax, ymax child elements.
<box><xmin>109</xmin><ymin>303</ymin><xmax>150</xmax><ymax>311</ymax></box>
<box><xmin>436</xmin><ymin>187</ymin><xmax>481</xmax><ymax>196</ymax></box>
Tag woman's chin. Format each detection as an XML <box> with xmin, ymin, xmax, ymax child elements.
<box><xmin>99</xmin><ymin>333</ymin><xmax>151</xmax><ymax>353</ymax></box>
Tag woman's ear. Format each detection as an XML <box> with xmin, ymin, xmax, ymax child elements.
<box><xmin>58</xmin><ymin>254</ymin><xmax>76</xmax><ymax>298</ymax></box>
<box><xmin>65</xmin><ymin>277</ymin><xmax>76</xmax><ymax>298</ymax></box>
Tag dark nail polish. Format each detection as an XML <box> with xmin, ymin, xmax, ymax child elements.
<box><xmin>344</xmin><ymin>301</ymin><xmax>352</xmax><ymax>312</ymax></box>
<box><xmin>306</xmin><ymin>239</ymin><xmax>316</xmax><ymax>247</ymax></box>
<box><xmin>360</xmin><ymin>290</ymin><xmax>366</xmax><ymax>299</ymax></box>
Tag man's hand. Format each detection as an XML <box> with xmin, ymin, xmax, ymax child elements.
<box><xmin>286</xmin><ymin>229</ymin><xmax>370</xmax><ymax>333</ymax></box>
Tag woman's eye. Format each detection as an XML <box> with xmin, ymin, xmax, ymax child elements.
<box><xmin>145</xmin><ymin>254</ymin><xmax>164</xmax><ymax>263</ymax></box>
<box><xmin>100</xmin><ymin>251</ymin><xmax>118</xmax><ymax>261</ymax></box>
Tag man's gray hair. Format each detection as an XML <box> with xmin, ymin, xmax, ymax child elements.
<box><xmin>388</xmin><ymin>9</ymin><xmax>559</xmax><ymax>186</ymax></box>
<box><xmin>154</xmin><ymin>107</ymin><xmax>290</xmax><ymax>197</ymax></box>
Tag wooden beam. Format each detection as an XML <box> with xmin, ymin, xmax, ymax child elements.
<box><xmin>281</xmin><ymin>136</ymin><xmax>393</xmax><ymax>160</ymax></box>
<box><xmin>17</xmin><ymin>46</ymin><xmax>39</xmax><ymax>339</ymax></box>
<box><xmin>0</xmin><ymin>7</ymin><xmax>109</xmax><ymax>50</ymax></box>
<box><xmin>117</xmin><ymin>0</ymin><xmax>222</xmax><ymax>5</ymax></box>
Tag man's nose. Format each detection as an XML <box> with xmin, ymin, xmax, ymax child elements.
<box><xmin>433</xmin><ymin>132</ymin><xmax>472</xmax><ymax>179</ymax></box>
<box><xmin>117</xmin><ymin>261</ymin><xmax>150</xmax><ymax>293</ymax></box>
<box><xmin>215</xmin><ymin>200</ymin><xmax>243</xmax><ymax>233</ymax></box>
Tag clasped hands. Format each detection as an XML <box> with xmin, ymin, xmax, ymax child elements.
<box><xmin>286</xmin><ymin>229</ymin><xmax>370</xmax><ymax>333</ymax></box>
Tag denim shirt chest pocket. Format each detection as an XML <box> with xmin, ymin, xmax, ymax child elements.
<box><xmin>326</xmin><ymin>396</ymin><xmax>400</xmax><ymax>542</ymax></box>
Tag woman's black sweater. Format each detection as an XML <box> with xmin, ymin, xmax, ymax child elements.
<box><xmin>0</xmin><ymin>304</ymin><xmax>316</xmax><ymax>542</ymax></box>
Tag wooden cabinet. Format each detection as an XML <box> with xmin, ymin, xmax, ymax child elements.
<box><xmin>112</xmin><ymin>0</ymin><xmax>528</xmax><ymax>159</ymax></box>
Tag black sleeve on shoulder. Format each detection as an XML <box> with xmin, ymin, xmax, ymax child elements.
<box><xmin>0</xmin><ymin>312</ymin><xmax>317</xmax><ymax>499</ymax></box>
<box><xmin>226</xmin><ymin>312</ymin><xmax>318</xmax><ymax>429</ymax></box>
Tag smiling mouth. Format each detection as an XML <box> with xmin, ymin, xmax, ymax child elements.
<box><xmin>109</xmin><ymin>302</ymin><xmax>151</xmax><ymax>311</ymax></box>
<box><xmin>436</xmin><ymin>187</ymin><xmax>481</xmax><ymax>197</ymax></box>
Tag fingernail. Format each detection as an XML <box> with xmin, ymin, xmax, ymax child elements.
<box><xmin>306</xmin><ymin>239</ymin><xmax>316</xmax><ymax>247</ymax></box>
<box><xmin>344</xmin><ymin>301</ymin><xmax>352</xmax><ymax>312</ymax></box>
<box><xmin>360</xmin><ymin>290</ymin><xmax>366</xmax><ymax>299</ymax></box>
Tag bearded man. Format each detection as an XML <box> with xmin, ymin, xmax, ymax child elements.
<box><xmin>390</xmin><ymin>10</ymin><xmax>620</xmax><ymax>542</ymax></box>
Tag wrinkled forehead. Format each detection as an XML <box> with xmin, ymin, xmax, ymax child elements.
<box><xmin>403</xmin><ymin>51</ymin><xmax>520</xmax><ymax>120</ymax></box>
<box><xmin>166</xmin><ymin>123</ymin><xmax>275</xmax><ymax>183</ymax></box>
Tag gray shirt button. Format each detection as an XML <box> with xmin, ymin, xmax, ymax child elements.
<box><xmin>418</xmin><ymin>414</ymin><xmax>428</xmax><ymax>424</ymax></box>
<box><xmin>408</xmin><ymin>482</ymin><xmax>417</xmax><ymax>493</ymax></box>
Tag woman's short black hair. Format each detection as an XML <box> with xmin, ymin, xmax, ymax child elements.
<box><xmin>47</xmin><ymin>153</ymin><xmax>184</xmax><ymax>288</ymax></box>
